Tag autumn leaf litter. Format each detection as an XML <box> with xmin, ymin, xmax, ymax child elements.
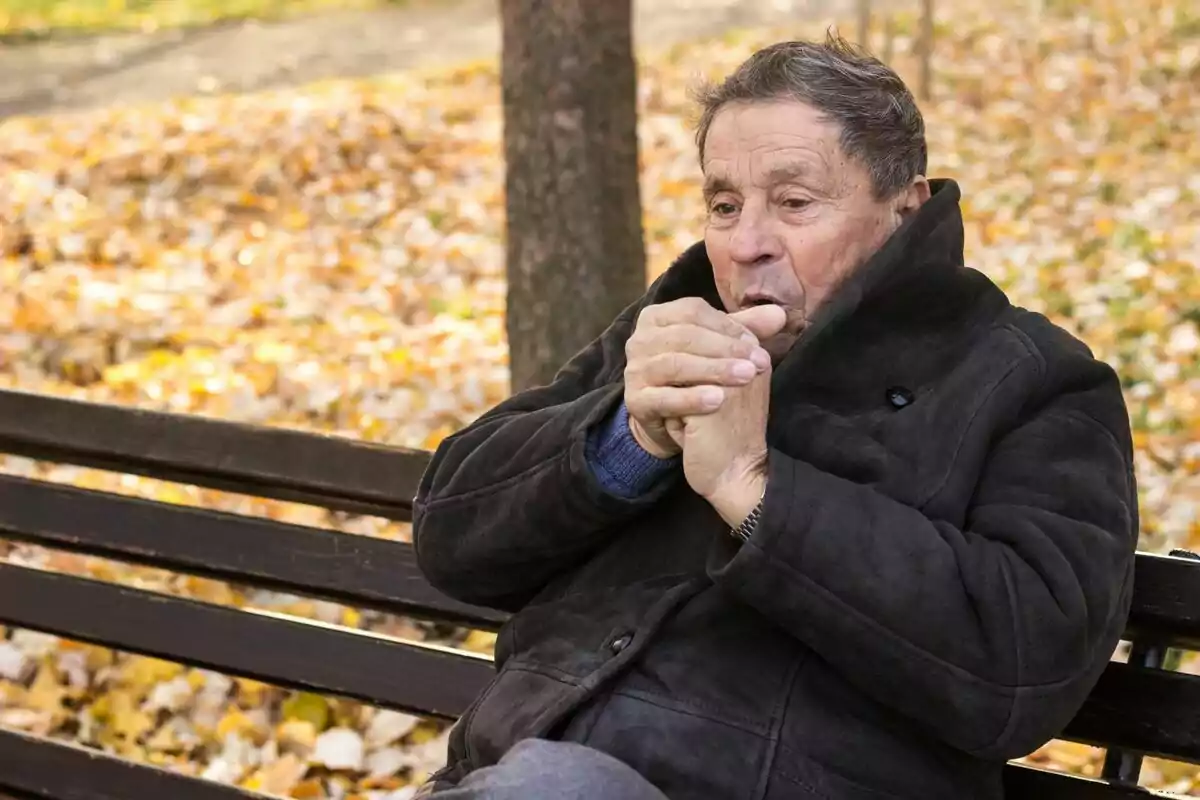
<box><xmin>0</xmin><ymin>0</ymin><xmax>1198</xmax><ymax>794</ymax></box>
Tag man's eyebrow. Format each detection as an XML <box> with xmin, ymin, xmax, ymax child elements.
<box><xmin>764</xmin><ymin>162</ymin><xmax>813</xmax><ymax>184</ymax></box>
<box><xmin>702</xmin><ymin>174</ymin><xmax>734</xmax><ymax>199</ymax></box>
<box><xmin>702</xmin><ymin>162</ymin><xmax>814</xmax><ymax>199</ymax></box>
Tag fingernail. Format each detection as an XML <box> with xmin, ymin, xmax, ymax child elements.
<box><xmin>701</xmin><ymin>387</ymin><xmax>724</xmax><ymax>409</ymax></box>
<box><xmin>740</xmin><ymin>330</ymin><xmax>758</xmax><ymax>344</ymax></box>
<box><xmin>750</xmin><ymin>348</ymin><xmax>771</xmax><ymax>370</ymax></box>
<box><xmin>731</xmin><ymin>360</ymin><xmax>756</xmax><ymax>381</ymax></box>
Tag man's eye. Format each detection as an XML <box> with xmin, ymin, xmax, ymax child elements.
<box><xmin>711</xmin><ymin>202</ymin><xmax>738</xmax><ymax>216</ymax></box>
<box><xmin>782</xmin><ymin>197</ymin><xmax>811</xmax><ymax>210</ymax></box>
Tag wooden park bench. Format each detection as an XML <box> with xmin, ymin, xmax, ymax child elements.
<box><xmin>0</xmin><ymin>386</ymin><xmax>1197</xmax><ymax>799</ymax></box>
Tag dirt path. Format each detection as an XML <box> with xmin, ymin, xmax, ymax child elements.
<box><xmin>0</xmin><ymin>0</ymin><xmax>871</xmax><ymax>118</ymax></box>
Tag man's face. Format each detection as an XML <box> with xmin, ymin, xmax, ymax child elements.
<box><xmin>702</xmin><ymin>99</ymin><xmax>928</xmax><ymax>360</ymax></box>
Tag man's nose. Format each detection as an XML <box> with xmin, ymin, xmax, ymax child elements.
<box><xmin>728</xmin><ymin>208</ymin><xmax>782</xmax><ymax>267</ymax></box>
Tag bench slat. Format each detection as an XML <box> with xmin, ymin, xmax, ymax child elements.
<box><xmin>6</xmin><ymin>474</ymin><xmax>1200</xmax><ymax>759</ymax></box>
<box><xmin>4</xmin><ymin>390</ymin><xmax>1197</xmax><ymax>641</ymax></box>
<box><xmin>1064</xmin><ymin>661</ymin><xmax>1200</xmax><ymax>765</ymax></box>
<box><xmin>0</xmin><ymin>563</ymin><xmax>494</xmax><ymax>720</ymax></box>
<box><xmin>0</xmin><ymin>474</ymin><xmax>506</xmax><ymax>630</ymax></box>
<box><xmin>0</xmin><ymin>389</ymin><xmax>428</xmax><ymax>520</ymax></box>
<box><xmin>0</xmin><ymin>738</ymin><xmax>1177</xmax><ymax>800</ymax></box>
<box><xmin>1</xmin><ymin>473</ymin><xmax>1188</xmax><ymax>660</ymax></box>
<box><xmin>0</xmin><ymin>736</ymin><xmax>1177</xmax><ymax>800</ymax></box>
<box><xmin>0</xmin><ymin>727</ymin><xmax>265</xmax><ymax>800</ymax></box>
<box><xmin>1004</xmin><ymin>763</ymin><xmax>1177</xmax><ymax>798</ymax></box>
<box><xmin>1127</xmin><ymin>553</ymin><xmax>1200</xmax><ymax>650</ymax></box>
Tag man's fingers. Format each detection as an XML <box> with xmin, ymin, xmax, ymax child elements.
<box><xmin>635</xmin><ymin>352</ymin><xmax>759</xmax><ymax>388</ymax></box>
<box><xmin>664</xmin><ymin>418</ymin><xmax>686</xmax><ymax>449</ymax></box>
<box><xmin>728</xmin><ymin>305</ymin><xmax>788</xmax><ymax>341</ymax></box>
<box><xmin>639</xmin><ymin>297</ymin><xmax>750</xmax><ymax>340</ymax></box>
<box><xmin>629</xmin><ymin>385</ymin><xmax>725</xmax><ymax>419</ymax></box>
<box><xmin>628</xmin><ymin>325</ymin><xmax>769</xmax><ymax>368</ymax></box>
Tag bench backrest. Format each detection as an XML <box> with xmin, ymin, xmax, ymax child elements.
<box><xmin>0</xmin><ymin>388</ymin><xmax>1194</xmax><ymax>799</ymax></box>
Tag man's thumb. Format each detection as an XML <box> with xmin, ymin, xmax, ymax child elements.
<box><xmin>728</xmin><ymin>304</ymin><xmax>787</xmax><ymax>341</ymax></box>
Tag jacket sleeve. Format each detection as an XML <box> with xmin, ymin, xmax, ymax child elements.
<box><xmin>412</xmin><ymin>290</ymin><xmax>678</xmax><ymax>612</ymax></box>
<box><xmin>707</xmin><ymin>353</ymin><xmax>1138</xmax><ymax>760</ymax></box>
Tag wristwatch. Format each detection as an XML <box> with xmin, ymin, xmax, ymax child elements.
<box><xmin>730</xmin><ymin>495</ymin><xmax>765</xmax><ymax>543</ymax></box>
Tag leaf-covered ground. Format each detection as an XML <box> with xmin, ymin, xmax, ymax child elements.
<box><xmin>0</xmin><ymin>0</ymin><xmax>1198</xmax><ymax>795</ymax></box>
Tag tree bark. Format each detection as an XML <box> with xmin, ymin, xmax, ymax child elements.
<box><xmin>500</xmin><ymin>0</ymin><xmax>647</xmax><ymax>393</ymax></box>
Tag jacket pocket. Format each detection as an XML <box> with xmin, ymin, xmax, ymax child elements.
<box><xmin>573</xmin><ymin>689</ymin><xmax>772</xmax><ymax>800</ymax></box>
<box><xmin>463</xmin><ymin>661</ymin><xmax>581</xmax><ymax>768</ymax></box>
<box><xmin>771</xmin><ymin>658</ymin><xmax>1001</xmax><ymax>800</ymax></box>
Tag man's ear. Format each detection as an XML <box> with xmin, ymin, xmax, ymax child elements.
<box><xmin>895</xmin><ymin>177</ymin><xmax>931</xmax><ymax>219</ymax></box>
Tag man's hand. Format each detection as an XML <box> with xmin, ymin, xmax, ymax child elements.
<box><xmin>668</xmin><ymin>305</ymin><xmax>786</xmax><ymax>525</ymax></box>
<box><xmin>624</xmin><ymin>298</ymin><xmax>773</xmax><ymax>458</ymax></box>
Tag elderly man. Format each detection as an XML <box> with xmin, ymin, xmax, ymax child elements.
<box><xmin>412</xmin><ymin>34</ymin><xmax>1137</xmax><ymax>800</ymax></box>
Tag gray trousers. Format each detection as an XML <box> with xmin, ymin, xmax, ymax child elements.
<box><xmin>427</xmin><ymin>738</ymin><xmax>669</xmax><ymax>800</ymax></box>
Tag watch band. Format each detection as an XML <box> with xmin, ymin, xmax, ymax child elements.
<box><xmin>730</xmin><ymin>496</ymin><xmax>765</xmax><ymax>543</ymax></box>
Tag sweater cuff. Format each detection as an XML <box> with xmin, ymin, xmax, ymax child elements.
<box><xmin>585</xmin><ymin>402</ymin><xmax>680</xmax><ymax>498</ymax></box>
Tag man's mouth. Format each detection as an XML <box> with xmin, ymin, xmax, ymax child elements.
<box><xmin>740</xmin><ymin>294</ymin><xmax>782</xmax><ymax>308</ymax></box>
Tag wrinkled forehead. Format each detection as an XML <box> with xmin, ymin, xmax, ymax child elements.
<box><xmin>700</xmin><ymin>100</ymin><xmax>847</xmax><ymax>188</ymax></box>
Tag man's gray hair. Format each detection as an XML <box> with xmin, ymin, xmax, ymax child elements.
<box><xmin>692</xmin><ymin>32</ymin><xmax>927</xmax><ymax>200</ymax></box>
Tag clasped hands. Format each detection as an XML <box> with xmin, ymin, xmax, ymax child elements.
<box><xmin>623</xmin><ymin>297</ymin><xmax>786</xmax><ymax>527</ymax></box>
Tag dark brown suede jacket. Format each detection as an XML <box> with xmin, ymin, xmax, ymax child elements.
<box><xmin>411</xmin><ymin>179</ymin><xmax>1138</xmax><ymax>799</ymax></box>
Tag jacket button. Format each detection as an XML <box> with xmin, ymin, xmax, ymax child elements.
<box><xmin>609</xmin><ymin>634</ymin><xmax>633</xmax><ymax>654</ymax></box>
<box><xmin>886</xmin><ymin>386</ymin><xmax>914</xmax><ymax>409</ymax></box>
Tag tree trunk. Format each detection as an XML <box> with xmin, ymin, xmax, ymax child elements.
<box><xmin>500</xmin><ymin>0</ymin><xmax>647</xmax><ymax>393</ymax></box>
<box><xmin>856</xmin><ymin>0</ymin><xmax>872</xmax><ymax>48</ymax></box>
